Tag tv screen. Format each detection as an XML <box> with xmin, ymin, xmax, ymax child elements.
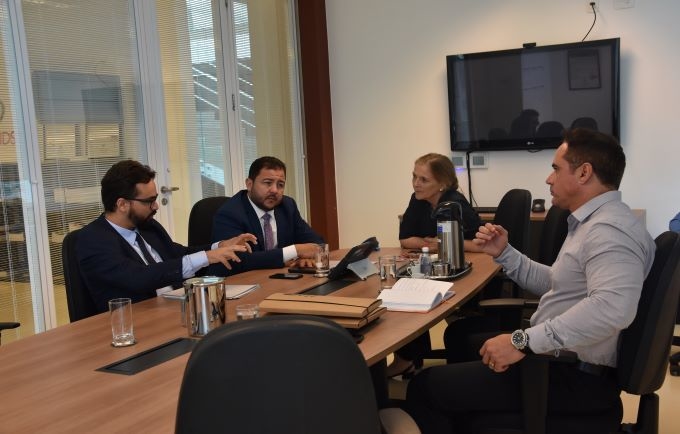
<box><xmin>447</xmin><ymin>38</ymin><xmax>620</xmax><ymax>152</ymax></box>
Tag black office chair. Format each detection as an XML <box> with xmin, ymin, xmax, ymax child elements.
<box><xmin>668</xmin><ymin>303</ymin><xmax>680</xmax><ymax>376</ymax></box>
<box><xmin>62</xmin><ymin>229</ymin><xmax>99</xmax><ymax>322</ymax></box>
<box><xmin>419</xmin><ymin>190</ymin><xmax>533</xmax><ymax>364</ymax></box>
<box><xmin>472</xmin><ymin>230</ymin><xmax>680</xmax><ymax>434</ymax></box>
<box><xmin>533</xmin><ymin>206</ymin><xmax>570</xmax><ymax>266</ymax></box>
<box><xmin>493</xmin><ymin>189</ymin><xmax>532</xmax><ymax>255</ymax></box>
<box><xmin>176</xmin><ymin>315</ymin><xmax>417</xmax><ymax>434</ymax></box>
<box><xmin>570</xmin><ymin>117</ymin><xmax>599</xmax><ymax>131</ymax></box>
<box><xmin>486</xmin><ymin>189</ymin><xmax>532</xmax><ymax>299</ymax></box>
<box><xmin>0</xmin><ymin>322</ymin><xmax>20</xmax><ymax>345</ymax></box>
<box><xmin>187</xmin><ymin>196</ymin><xmax>230</xmax><ymax>246</ymax></box>
<box><xmin>535</xmin><ymin>121</ymin><xmax>564</xmax><ymax>138</ymax></box>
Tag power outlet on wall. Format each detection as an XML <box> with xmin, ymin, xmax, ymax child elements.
<box><xmin>452</xmin><ymin>152</ymin><xmax>488</xmax><ymax>169</ymax></box>
<box><xmin>613</xmin><ymin>0</ymin><xmax>635</xmax><ymax>9</ymax></box>
<box><xmin>586</xmin><ymin>1</ymin><xmax>598</xmax><ymax>13</ymax></box>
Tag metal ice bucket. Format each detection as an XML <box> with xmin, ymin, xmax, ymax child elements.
<box><xmin>184</xmin><ymin>276</ymin><xmax>226</xmax><ymax>337</ymax></box>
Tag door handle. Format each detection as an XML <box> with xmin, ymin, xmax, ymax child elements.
<box><xmin>160</xmin><ymin>186</ymin><xmax>180</xmax><ymax>194</ymax></box>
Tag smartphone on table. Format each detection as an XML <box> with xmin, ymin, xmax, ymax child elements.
<box><xmin>269</xmin><ymin>273</ymin><xmax>303</xmax><ymax>280</ymax></box>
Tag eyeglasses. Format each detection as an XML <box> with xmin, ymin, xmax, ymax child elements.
<box><xmin>127</xmin><ymin>196</ymin><xmax>158</xmax><ymax>207</ymax></box>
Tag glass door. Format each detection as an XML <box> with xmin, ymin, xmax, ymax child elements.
<box><xmin>153</xmin><ymin>0</ymin><xmax>235</xmax><ymax>242</ymax></box>
<box><xmin>154</xmin><ymin>0</ymin><xmax>307</xmax><ymax>244</ymax></box>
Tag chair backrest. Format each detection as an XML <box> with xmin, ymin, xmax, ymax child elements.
<box><xmin>493</xmin><ymin>189</ymin><xmax>532</xmax><ymax>255</ymax></box>
<box><xmin>175</xmin><ymin>315</ymin><xmax>381</xmax><ymax>434</ymax></box>
<box><xmin>618</xmin><ymin>231</ymin><xmax>680</xmax><ymax>394</ymax></box>
<box><xmin>536</xmin><ymin>206</ymin><xmax>570</xmax><ymax>266</ymax></box>
<box><xmin>535</xmin><ymin>121</ymin><xmax>564</xmax><ymax>138</ymax></box>
<box><xmin>570</xmin><ymin>116</ymin><xmax>598</xmax><ymax>131</ymax></box>
<box><xmin>187</xmin><ymin>196</ymin><xmax>230</xmax><ymax>246</ymax></box>
<box><xmin>62</xmin><ymin>229</ymin><xmax>98</xmax><ymax>322</ymax></box>
<box><xmin>0</xmin><ymin>322</ymin><xmax>20</xmax><ymax>345</ymax></box>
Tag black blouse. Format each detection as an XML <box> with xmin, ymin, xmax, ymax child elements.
<box><xmin>399</xmin><ymin>189</ymin><xmax>481</xmax><ymax>241</ymax></box>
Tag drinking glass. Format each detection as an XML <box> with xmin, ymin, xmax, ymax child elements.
<box><xmin>378</xmin><ymin>255</ymin><xmax>397</xmax><ymax>292</ymax></box>
<box><xmin>109</xmin><ymin>298</ymin><xmax>136</xmax><ymax>347</ymax></box>
<box><xmin>236</xmin><ymin>304</ymin><xmax>260</xmax><ymax>320</ymax></box>
<box><xmin>314</xmin><ymin>243</ymin><xmax>330</xmax><ymax>276</ymax></box>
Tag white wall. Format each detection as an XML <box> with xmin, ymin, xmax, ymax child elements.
<box><xmin>325</xmin><ymin>0</ymin><xmax>680</xmax><ymax>248</ymax></box>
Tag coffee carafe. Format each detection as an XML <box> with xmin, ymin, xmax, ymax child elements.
<box><xmin>432</xmin><ymin>201</ymin><xmax>465</xmax><ymax>273</ymax></box>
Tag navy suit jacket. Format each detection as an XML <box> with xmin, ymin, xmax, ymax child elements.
<box><xmin>209</xmin><ymin>190</ymin><xmax>324</xmax><ymax>275</ymax></box>
<box><xmin>77</xmin><ymin>214</ymin><xmax>210</xmax><ymax>312</ymax></box>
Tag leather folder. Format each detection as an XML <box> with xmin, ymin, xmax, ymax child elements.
<box><xmin>330</xmin><ymin>306</ymin><xmax>387</xmax><ymax>329</ymax></box>
<box><xmin>258</xmin><ymin>293</ymin><xmax>382</xmax><ymax>318</ymax></box>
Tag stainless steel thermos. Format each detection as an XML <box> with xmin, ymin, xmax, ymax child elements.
<box><xmin>433</xmin><ymin>201</ymin><xmax>466</xmax><ymax>273</ymax></box>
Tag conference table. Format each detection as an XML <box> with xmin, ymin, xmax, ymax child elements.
<box><xmin>0</xmin><ymin>248</ymin><xmax>499</xmax><ymax>433</ymax></box>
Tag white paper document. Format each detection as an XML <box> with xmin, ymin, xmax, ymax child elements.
<box><xmin>161</xmin><ymin>284</ymin><xmax>260</xmax><ymax>301</ymax></box>
<box><xmin>377</xmin><ymin>278</ymin><xmax>454</xmax><ymax>312</ymax></box>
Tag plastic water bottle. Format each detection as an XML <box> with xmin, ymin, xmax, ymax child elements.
<box><xmin>419</xmin><ymin>246</ymin><xmax>432</xmax><ymax>277</ymax></box>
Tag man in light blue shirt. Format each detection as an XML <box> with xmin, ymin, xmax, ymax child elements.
<box><xmin>405</xmin><ymin>129</ymin><xmax>655</xmax><ymax>433</ymax></box>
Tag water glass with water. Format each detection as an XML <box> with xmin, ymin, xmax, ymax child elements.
<box><xmin>314</xmin><ymin>243</ymin><xmax>330</xmax><ymax>276</ymax></box>
<box><xmin>378</xmin><ymin>255</ymin><xmax>397</xmax><ymax>292</ymax></box>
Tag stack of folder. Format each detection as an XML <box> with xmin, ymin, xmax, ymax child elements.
<box><xmin>258</xmin><ymin>293</ymin><xmax>386</xmax><ymax>329</ymax></box>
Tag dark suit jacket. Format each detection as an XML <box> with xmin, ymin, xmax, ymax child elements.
<box><xmin>77</xmin><ymin>214</ymin><xmax>210</xmax><ymax>312</ymax></box>
<box><xmin>209</xmin><ymin>190</ymin><xmax>324</xmax><ymax>275</ymax></box>
<box><xmin>399</xmin><ymin>189</ymin><xmax>481</xmax><ymax>240</ymax></box>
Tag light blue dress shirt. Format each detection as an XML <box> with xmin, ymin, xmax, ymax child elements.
<box><xmin>669</xmin><ymin>212</ymin><xmax>680</xmax><ymax>232</ymax></box>
<box><xmin>494</xmin><ymin>190</ymin><xmax>655</xmax><ymax>367</ymax></box>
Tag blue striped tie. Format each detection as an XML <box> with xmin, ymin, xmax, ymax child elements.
<box><xmin>136</xmin><ymin>233</ymin><xmax>157</xmax><ymax>264</ymax></box>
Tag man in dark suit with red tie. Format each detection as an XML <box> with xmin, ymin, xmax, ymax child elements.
<box><xmin>77</xmin><ymin>160</ymin><xmax>256</xmax><ymax>312</ymax></box>
<box><xmin>210</xmin><ymin>156</ymin><xmax>324</xmax><ymax>276</ymax></box>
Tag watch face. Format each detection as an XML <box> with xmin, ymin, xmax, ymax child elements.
<box><xmin>512</xmin><ymin>330</ymin><xmax>526</xmax><ymax>349</ymax></box>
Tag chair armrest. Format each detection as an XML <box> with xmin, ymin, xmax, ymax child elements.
<box><xmin>524</xmin><ymin>299</ymin><xmax>539</xmax><ymax>309</ymax></box>
<box><xmin>0</xmin><ymin>322</ymin><xmax>20</xmax><ymax>331</ymax></box>
<box><xmin>478</xmin><ymin>298</ymin><xmax>528</xmax><ymax>309</ymax></box>
<box><xmin>514</xmin><ymin>350</ymin><xmax>579</xmax><ymax>434</ymax></box>
<box><xmin>477</xmin><ymin>298</ymin><xmax>538</xmax><ymax>331</ymax></box>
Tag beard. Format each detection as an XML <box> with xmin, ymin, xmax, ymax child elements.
<box><xmin>129</xmin><ymin>208</ymin><xmax>156</xmax><ymax>228</ymax></box>
<box><xmin>250</xmin><ymin>193</ymin><xmax>282</xmax><ymax>211</ymax></box>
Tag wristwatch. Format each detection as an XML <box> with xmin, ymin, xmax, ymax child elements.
<box><xmin>511</xmin><ymin>329</ymin><xmax>531</xmax><ymax>353</ymax></box>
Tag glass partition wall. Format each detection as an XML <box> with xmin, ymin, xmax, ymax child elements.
<box><xmin>0</xmin><ymin>0</ymin><xmax>304</xmax><ymax>343</ymax></box>
<box><xmin>0</xmin><ymin>0</ymin><xmax>46</xmax><ymax>341</ymax></box>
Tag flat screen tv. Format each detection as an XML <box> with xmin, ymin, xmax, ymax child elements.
<box><xmin>447</xmin><ymin>38</ymin><xmax>620</xmax><ymax>152</ymax></box>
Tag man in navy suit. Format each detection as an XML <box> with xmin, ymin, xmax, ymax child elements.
<box><xmin>77</xmin><ymin>160</ymin><xmax>256</xmax><ymax>312</ymax></box>
<box><xmin>210</xmin><ymin>156</ymin><xmax>324</xmax><ymax>275</ymax></box>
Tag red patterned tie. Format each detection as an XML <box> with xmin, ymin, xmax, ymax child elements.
<box><xmin>262</xmin><ymin>213</ymin><xmax>275</xmax><ymax>251</ymax></box>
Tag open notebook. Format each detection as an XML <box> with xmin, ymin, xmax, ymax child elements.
<box><xmin>161</xmin><ymin>284</ymin><xmax>260</xmax><ymax>301</ymax></box>
<box><xmin>377</xmin><ymin>278</ymin><xmax>454</xmax><ymax>312</ymax></box>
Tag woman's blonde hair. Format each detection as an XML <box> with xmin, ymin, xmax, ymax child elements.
<box><xmin>414</xmin><ymin>153</ymin><xmax>458</xmax><ymax>191</ymax></box>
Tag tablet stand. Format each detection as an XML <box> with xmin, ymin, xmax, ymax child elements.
<box><xmin>346</xmin><ymin>258</ymin><xmax>378</xmax><ymax>280</ymax></box>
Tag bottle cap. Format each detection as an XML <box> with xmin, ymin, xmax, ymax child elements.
<box><xmin>422</xmin><ymin>246</ymin><xmax>429</xmax><ymax>253</ymax></box>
